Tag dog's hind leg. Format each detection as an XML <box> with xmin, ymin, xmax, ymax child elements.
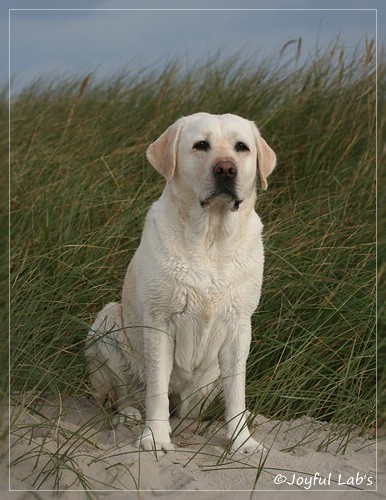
<box><xmin>85</xmin><ymin>302</ymin><xmax>142</xmax><ymax>423</ymax></box>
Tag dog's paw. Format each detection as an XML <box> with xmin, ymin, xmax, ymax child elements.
<box><xmin>230</xmin><ymin>436</ymin><xmax>265</xmax><ymax>454</ymax></box>
<box><xmin>135</xmin><ymin>422</ymin><xmax>174</xmax><ymax>452</ymax></box>
<box><xmin>114</xmin><ymin>406</ymin><xmax>143</xmax><ymax>426</ymax></box>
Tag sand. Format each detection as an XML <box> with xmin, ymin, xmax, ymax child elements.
<box><xmin>2</xmin><ymin>395</ymin><xmax>384</xmax><ymax>499</ymax></box>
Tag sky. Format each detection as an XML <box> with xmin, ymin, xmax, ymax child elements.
<box><xmin>2</xmin><ymin>0</ymin><xmax>384</xmax><ymax>92</ymax></box>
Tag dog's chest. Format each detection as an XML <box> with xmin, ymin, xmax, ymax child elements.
<box><xmin>171</xmin><ymin>254</ymin><xmax>240</xmax><ymax>314</ymax></box>
<box><xmin>171</xmin><ymin>305</ymin><xmax>224</xmax><ymax>376</ymax></box>
<box><xmin>150</xmin><ymin>224</ymin><xmax>263</xmax><ymax>373</ymax></box>
<box><xmin>169</xmin><ymin>260</ymin><xmax>245</xmax><ymax>373</ymax></box>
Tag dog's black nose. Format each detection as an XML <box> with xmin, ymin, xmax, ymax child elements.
<box><xmin>212</xmin><ymin>161</ymin><xmax>237</xmax><ymax>178</ymax></box>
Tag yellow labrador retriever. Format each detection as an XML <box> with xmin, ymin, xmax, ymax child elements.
<box><xmin>85</xmin><ymin>112</ymin><xmax>276</xmax><ymax>453</ymax></box>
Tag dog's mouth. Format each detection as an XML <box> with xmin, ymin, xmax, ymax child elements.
<box><xmin>200</xmin><ymin>187</ymin><xmax>243</xmax><ymax>212</ymax></box>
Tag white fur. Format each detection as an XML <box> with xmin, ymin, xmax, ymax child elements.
<box><xmin>85</xmin><ymin>112</ymin><xmax>276</xmax><ymax>453</ymax></box>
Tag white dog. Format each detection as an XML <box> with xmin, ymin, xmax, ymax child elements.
<box><xmin>85</xmin><ymin>112</ymin><xmax>276</xmax><ymax>453</ymax></box>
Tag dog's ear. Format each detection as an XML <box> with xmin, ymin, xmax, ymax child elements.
<box><xmin>251</xmin><ymin>122</ymin><xmax>276</xmax><ymax>190</ymax></box>
<box><xmin>146</xmin><ymin>118</ymin><xmax>185</xmax><ymax>182</ymax></box>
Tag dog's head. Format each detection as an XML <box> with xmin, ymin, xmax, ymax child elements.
<box><xmin>147</xmin><ymin>112</ymin><xmax>276</xmax><ymax>211</ymax></box>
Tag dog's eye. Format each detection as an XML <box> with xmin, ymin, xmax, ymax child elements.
<box><xmin>235</xmin><ymin>141</ymin><xmax>250</xmax><ymax>152</ymax></box>
<box><xmin>193</xmin><ymin>140</ymin><xmax>210</xmax><ymax>152</ymax></box>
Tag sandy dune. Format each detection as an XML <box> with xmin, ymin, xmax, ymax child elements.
<box><xmin>1</xmin><ymin>395</ymin><xmax>382</xmax><ymax>499</ymax></box>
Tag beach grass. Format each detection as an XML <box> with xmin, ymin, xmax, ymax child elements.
<box><xmin>6</xmin><ymin>39</ymin><xmax>379</xmax><ymax>489</ymax></box>
<box><xmin>377</xmin><ymin>49</ymin><xmax>386</xmax><ymax>434</ymax></box>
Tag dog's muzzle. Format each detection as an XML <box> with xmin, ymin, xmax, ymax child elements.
<box><xmin>200</xmin><ymin>161</ymin><xmax>243</xmax><ymax>211</ymax></box>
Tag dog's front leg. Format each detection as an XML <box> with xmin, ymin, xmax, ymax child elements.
<box><xmin>219</xmin><ymin>320</ymin><xmax>264</xmax><ymax>454</ymax></box>
<box><xmin>136</xmin><ymin>318</ymin><xmax>174</xmax><ymax>452</ymax></box>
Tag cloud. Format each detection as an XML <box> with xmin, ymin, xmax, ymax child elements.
<box><xmin>7</xmin><ymin>5</ymin><xmax>376</xmax><ymax>91</ymax></box>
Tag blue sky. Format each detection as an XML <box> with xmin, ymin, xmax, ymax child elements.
<box><xmin>3</xmin><ymin>0</ymin><xmax>384</xmax><ymax>92</ymax></box>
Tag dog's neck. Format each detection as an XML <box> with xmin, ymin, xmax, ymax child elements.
<box><xmin>157</xmin><ymin>185</ymin><xmax>257</xmax><ymax>256</ymax></box>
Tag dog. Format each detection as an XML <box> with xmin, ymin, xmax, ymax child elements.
<box><xmin>85</xmin><ymin>112</ymin><xmax>276</xmax><ymax>453</ymax></box>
